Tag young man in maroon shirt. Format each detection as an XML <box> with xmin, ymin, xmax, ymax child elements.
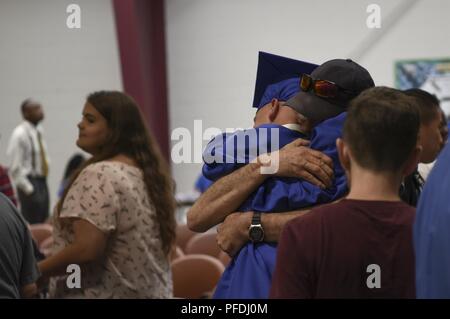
<box><xmin>270</xmin><ymin>87</ymin><xmax>421</xmax><ymax>298</ymax></box>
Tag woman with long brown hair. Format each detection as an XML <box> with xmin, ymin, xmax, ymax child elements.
<box><xmin>38</xmin><ymin>91</ymin><xmax>176</xmax><ymax>298</ymax></box>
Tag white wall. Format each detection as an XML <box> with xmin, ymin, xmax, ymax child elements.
<box><xmin>1</xmin><ymin>0</ymin><xmax>448</xmax><ymax>202</ymax></box>
<box><xmin>0</xmin><ymin>0</ymin><xmax>122</xmax><ymax>210</ymax></box>
<box><xmin>165</xmin><ymin>0</ymin><xmax>450</xmax><ymax>194</ymax></box>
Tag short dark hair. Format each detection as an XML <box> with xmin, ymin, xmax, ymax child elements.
<box><xmin>20</xmin><ymin>98</ymin><xmax>40</xmax><ymax>114</ymax></box>
<box><xmin>343</xmin><ymin>87</ymin><xmax>420</xmax><ymax>172</ymax></box>
<box><xmin>403</xmin><ymin>88</ymin><xmax>440</xmax><ymax>125</ymax></box>
<box><xmin>20</xmin><ymin>98</ymin><xmax>32</xmax><ymax>113</ymax></box>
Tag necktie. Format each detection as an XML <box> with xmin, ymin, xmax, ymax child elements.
<box><xmin>37</xmin><ymin>131</ymin><xmax>49</xmax><ymax>177</ymax></box>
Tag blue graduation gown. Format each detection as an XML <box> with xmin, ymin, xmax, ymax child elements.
<box><xmin>414</xmin><ymin>143</ymin><xmax>450</xmax><ymax>298</ymax></box>
<box><xmin>194</xmin><ymin>174</ymin><xmax>214</xmax><ymax>193</ymax></box>
<box><xmin>202</xmin><ymin>113</ymin><xmax>348</xmax><ymax>299</ymax></box>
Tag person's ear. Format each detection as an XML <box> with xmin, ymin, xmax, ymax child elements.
<box><xmin>337</xmin><ymin>138</ymin><xmax>353</xmax><ymax>187</ymax></box>
<box><xmin>268</xmin><ymin>99</ymin><xmax>280</xmax><ymax>122</ymax></box>
<box><xmin>337</xmin><ymin>138</ymin><xmax>351</xmax><ymax>173</ymax></box>
<box><xmin>253</xmin><ymin>107</ymin><xmax>267</xmax><ymax>127</ymax></box>
<box><xmin>402</xmin><ymin>145</ymin><xmax>422</xmax><ymax>177</ymax></box>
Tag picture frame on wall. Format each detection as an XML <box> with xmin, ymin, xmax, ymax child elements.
<box><xmin>395</xmin><ymin>58</ymin><xmax>450</xmax><ymax>117</ymax></box>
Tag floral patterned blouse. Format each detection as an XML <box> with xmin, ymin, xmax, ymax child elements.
<box><xmin>49</xmin><ymin>161</ymin><xmax>172</xmax><ymax>298</ymax></box>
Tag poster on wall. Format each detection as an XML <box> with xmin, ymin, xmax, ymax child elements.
<box><xmin>395</xmin><ymin>58</ymin><xmax>450</xmax><ymax>118</ymax></box>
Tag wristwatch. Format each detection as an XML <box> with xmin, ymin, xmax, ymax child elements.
<box><xmin>248</xmin><ymin>212</ymin><xmax>265</xmax><ymax>243</ymax></box>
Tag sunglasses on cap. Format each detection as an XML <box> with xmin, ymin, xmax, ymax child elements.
<box><xmin>300</xmin><ymin>73</ymin><xmax>355</xmax><ymax>99</ymax></box>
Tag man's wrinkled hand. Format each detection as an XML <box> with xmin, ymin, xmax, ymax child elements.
<box><xmin>216</xmin><ymin>212</ymin><xmax>252</xmax><ymax>257</ymax></box>
<box><xmin>271</xmin><ymin>138</ymin><xmax>334</xmax><ymax>188</ymax></box>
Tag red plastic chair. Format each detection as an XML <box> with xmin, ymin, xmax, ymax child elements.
<box><xmin>185</xmin><ymin>232</ymin><xmax>221</xmax><ymax>258</ymax></box>
<box><xmin>170</xmin><ymin>245</ymin><xmax>185</xmax><ymax>262</ymax></box>
<box><xmin>171</xmin><ymin>254</ymin><xmax>225</xmax><ymax>299</ymax></box>
<box><xmin>176</xmin><ymin>223</ymin><xmax>198</xmax><ymax>253</ymax></box>
<box><xmin>218</xmin><ymin>250</ymin><xmax>232</xmax><ymax>267</ymax></box>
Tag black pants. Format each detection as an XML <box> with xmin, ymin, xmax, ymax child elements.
<box><xmin>18</xmin><ymin>176</ymin><xmax>49</xmax><ymax>224</ymax></box>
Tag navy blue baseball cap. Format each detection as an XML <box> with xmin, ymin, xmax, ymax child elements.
<box><xmin>285</xmin><ymin>59</ymin><xmax>375</xmax><ymax>122</ymax></box>
<box><xmin>253</xmin><ymin>52</ymin><xmax>318</xmax><ymax>109</ymax></box>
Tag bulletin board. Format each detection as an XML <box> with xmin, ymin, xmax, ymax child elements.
<box><xmin>395</xmin><ymin>58</ymin><xmax>450</xmax><ymax>117</ymax></box>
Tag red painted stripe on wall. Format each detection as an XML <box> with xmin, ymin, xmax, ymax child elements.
<box><xmin>113</xmin><ymin>0</ymin><xmax>170</xmax><ymax>161</ymax></box>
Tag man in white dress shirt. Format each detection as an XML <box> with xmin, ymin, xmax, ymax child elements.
<box><xmin>7</xmin><ymin>99</ymin><xmax>50</xmax><ymax>224</ymax></box>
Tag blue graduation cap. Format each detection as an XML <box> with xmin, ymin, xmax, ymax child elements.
<box><xmin>253</xmin><ymin>52</ymin><xmax>318</xmax><ymax>109</ymax></box>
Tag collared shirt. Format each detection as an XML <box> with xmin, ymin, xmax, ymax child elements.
<box><xmin>399</xmin><ymin>169</ymin><xmax>424</xmax><ymax>207</ymax></box>
<box><xmin>7</xmin><ymin>121</ymin><xmax>50</xmax><ymax>194</ymax></box>
<box><xmin>282</xmin><ymin>123</ymin><xmax>306</xmax><ymax>134</ymax></box>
